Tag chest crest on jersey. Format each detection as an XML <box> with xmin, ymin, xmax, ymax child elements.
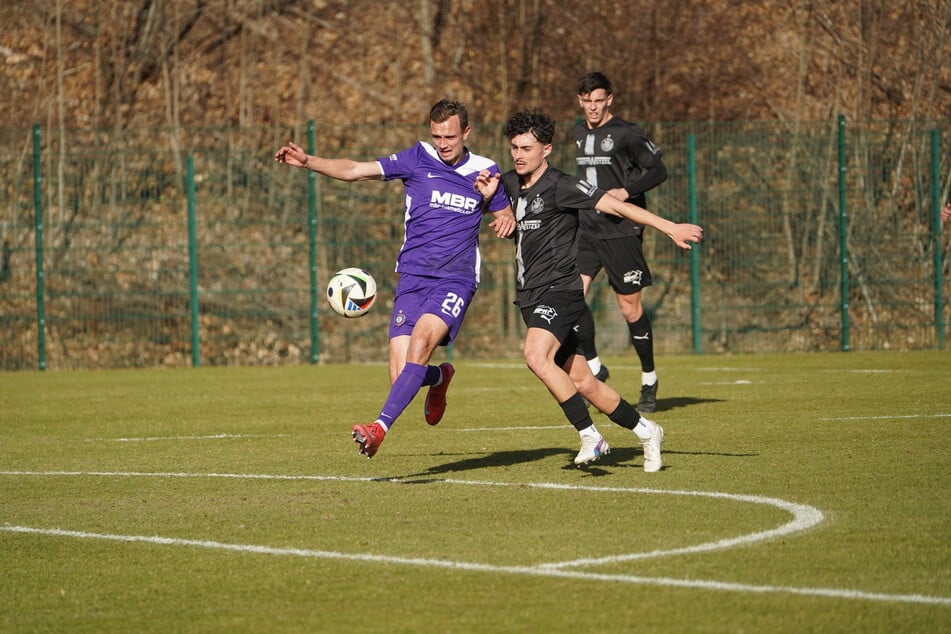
<box><xmin>530</xmin><ymin>196</ymin><xmax>545</xmax><ymax>214</ymax></box>
<box><xmin>600</xmin><ymin>135</ymin><xmax>615</xmax><ymax>153</ymax></box>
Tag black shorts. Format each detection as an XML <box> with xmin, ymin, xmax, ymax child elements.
<box><xmin>519</xmin><ymin>289</ymin><xmax>586</xmax><ymax>367</ymax></box>
<box><xmin>576</xmin><ymin>231</ymin><xmax>652</xmax><ymax>294</ymax></box>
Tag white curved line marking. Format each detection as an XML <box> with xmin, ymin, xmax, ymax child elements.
<box><xmin>1</xmin><ymin>469</ymin><xmax>821</xmax><ymax>566</ymax></box>
<box><xmin>2</xmin><ymin>470</ymin><xmax>948</xmax><ymax>606</ymax></box>
<box><xmin>2</xmin><ymin>524</ymin><xmax>947</xmax><ymax>606</ymax></box>
<box><xmin>0</xmin><ymin>464</ymin><xmax>825</xmax><ymax>569</ymax></box>
<box><xmin>535</xmin><ymin>487</ymin><xmax>822</xmax><ymax>568</ymax></box>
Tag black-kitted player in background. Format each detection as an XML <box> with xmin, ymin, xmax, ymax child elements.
<box><xmin>573</xmin><ymin>71</ymin><xmax>668</xmax><ymax>412</ymax></box>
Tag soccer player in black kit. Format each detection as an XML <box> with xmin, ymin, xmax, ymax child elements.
<box><xmin>574</xmin><ymin>72</ymin><xmax>668</xmax><ymax>412</ymax></box>
<box><xmin>475</xmin><ymin>110</ymin><xmax>703</xmax><ymax>472</ymax></box>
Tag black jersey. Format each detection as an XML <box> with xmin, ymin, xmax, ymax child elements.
<box><xmin>501</xmin><ymin>165</ymin><xmax>606</xmax><ymax>306</ymax></box>
<box><xmin>573</xmin><ymin>116</ymin><xmax>665</xmax><ymax>239</ymax></box>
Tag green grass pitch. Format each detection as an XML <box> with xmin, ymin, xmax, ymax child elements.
<box><xmin>1</xmin><ymin>351</ymin><xmax>949</xmax><ymax>632</ymax></box>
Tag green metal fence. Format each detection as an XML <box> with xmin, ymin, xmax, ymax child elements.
<box><xmin>0</xmin><ymin>119</ymin><xmax>948</xmax><ymax>370</ymax></box>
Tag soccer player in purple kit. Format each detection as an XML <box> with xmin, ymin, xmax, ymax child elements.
<box><xmin>476</xmin><ymin>110</ymin><xmax>702</xmax><ymax>472</ymax></box>
<box><xmin>275</xmin><ymin>99</ymin><xmax>515</xmax><ymax>458</ymax></box>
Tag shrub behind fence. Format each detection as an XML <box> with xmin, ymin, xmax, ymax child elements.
<box><xmin>0</xmin><ymin>118</ymin><xmax>947</xmax><ymax>370</ymax></box>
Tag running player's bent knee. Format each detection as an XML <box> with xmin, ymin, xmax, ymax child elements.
<box><xmin>523</xmin><ymin>350</ymin><xmax>551</xmax><ymax>378</ymax></box>
<box><xmin>573</xmin><ymin>373</ymin><xmax>598</xmax><ymax>399</ymax></box>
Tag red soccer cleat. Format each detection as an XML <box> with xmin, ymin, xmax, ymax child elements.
<box><xmin>352</xmin><ymin>422</ymin><xmax>386</xmax><ymax>459</ymax></box>
<box><xmin>424</xmin><ymin>362</ymin><xmax>455</xmax><ymax>425</ymax></box>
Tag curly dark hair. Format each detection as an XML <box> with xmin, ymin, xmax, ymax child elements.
<box><xmin>502</xmin><ymin>109</ymin><xmax>555</xmax><ymax>144</ymax></box>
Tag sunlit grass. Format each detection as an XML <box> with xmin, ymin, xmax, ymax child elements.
<box><xmin>1</xmin><ymin>351</ymin><xmax>949</xmax><ymax>632</ymax></box>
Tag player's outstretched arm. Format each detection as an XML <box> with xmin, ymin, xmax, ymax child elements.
<box><xmin>595</xmin><ymin>194</ymin><xmax>703</xmax><ymax>250</ymax></box>
<box><xmin>274</xmin><ymin>140</ymin><xmax>382</xmax><ymax>182</ymax></box>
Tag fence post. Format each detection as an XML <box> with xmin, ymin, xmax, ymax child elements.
<box><xmin>307</xmin><ymin>120</ymin><xmax>320</xmax><ymax>364</ymax></box>
<box><xmin>932</xmin><ymin>128</ymin><xmax>945</xmax><ymax>350</ymax></box>
<box><xmin>687</xmin><ymin>131</ymin><xmax>701</xmax><ymax>354</ymax></box>
<box><xmin>837</xmin><ymin>115</ymin><xmax>850</xmax><ymax>352</ymax></box>
<box><xmin>32</xmin><ymin>123</ymin><xmax>46</xmax><ymax>371</ymax></box>
<box><xmin>186</xmin><ymin>156</ymin><xmax>201</xmax><ymax>367</ymax></box>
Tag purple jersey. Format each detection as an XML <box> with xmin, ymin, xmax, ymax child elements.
<box><xmin>378</xmin><ymin>142</ymin><xmax>508</xmax><ymax>283</ymax></box>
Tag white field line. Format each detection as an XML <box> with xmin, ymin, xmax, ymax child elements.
<box><xmin>3</xmin><ymin>470</ymin><xmax>949</xmax><ymax>606</ymax></box>
<box><xmin>465</xmin><ymin>362</ymin><xmax>532</xmax><ymax>369</ymax></box>
<box><xmin>695</xmin><ymin>367</ymin><xmax>762</xmax><ymax>372</ymax></box>
<box><xmin>823</xmin><ymin>369</ymin><xmax>897</xmax><ymax>373</ymax></box>
<box><xmin>84</xmin><ymin>428</ymin><xmax>567</xmax><ymax>438</ymax></box>
<box><xmin>84</xmin><ymin>434</ymin><xmax>289</xmax><ymax>443</ymax></box>
<box><xmin>2</xmin><ymin>523</ymin><xmax>948</xmax><ymax>607</ymax></box>
<box><xmin>3</xmin><ymin>471</ymin><xmax>822</xmax><ymax>567</ymax></box>
<box><xmin>451</xmin><ymin>425</ymin><xmax>569</xmax><ymax>432</ymax></box>
<box><xmin>819</xmin><ymin>414</ymin><xmax>951</xmax><ymax>421</ymax></box>
<box><xmin>535</xmin><ymin>486</ymin><xmax>821</xmax><ymax>568</ymax></box>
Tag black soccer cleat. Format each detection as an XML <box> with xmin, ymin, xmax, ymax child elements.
<box><xmin>638</xmin><ymin>381</ymin><xmax>658</xmax><ymax>413</ymax></box>
<box><xmin>594</xmin><ymin>365</ymin><xmax>610</xmax><ymax>382</ymax></box>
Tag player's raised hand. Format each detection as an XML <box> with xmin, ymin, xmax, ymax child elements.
<box><xmin>474</xmin><ymin>169</ymin><xmax>501</xmax><ymax>199</ymax></box>
<box><xmin>667</xmin><ymin>223</ymin><xmax>704</xmax><ymax>250</ymax></box>
<box><xmin>274</xmin><ymin>141</ymin><xmax>308</xmax><ymax>168</ymax></box>
<box><xmin>475</xmin><ymin>170</ymin><xmax>514</xmax><ymax>238</ymax></box>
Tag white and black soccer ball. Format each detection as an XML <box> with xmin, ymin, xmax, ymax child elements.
<box><xmin>326</xmin><ymin>268</ymin><xmax>377</xmax><ymax>318</ymax></box>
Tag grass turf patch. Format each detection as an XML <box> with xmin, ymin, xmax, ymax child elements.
<box><xmin>1</xmin><ymin>351</ymin><xmax>949</xmax><ymax>632</ymax></box>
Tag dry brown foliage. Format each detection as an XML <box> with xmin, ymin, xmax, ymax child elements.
<box><xmin>1</xmin><ymin>1</ymin><xmax>948</xmax><ymax>129</ymax></box>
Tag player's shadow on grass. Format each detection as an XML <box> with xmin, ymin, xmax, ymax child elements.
<box><xmin>651</xmin><ymin>396</ymin><xmax>725</xmax><ymax>412</ymax></box>
<box><xmin>399</xmin><ymin>442</ymin><xmax>756</xmax><ymax>480</ymax></box>
<box><xmin>400</xmin><ymin>447</ymin><xmax>574</xmax><ymax>478</ymax></box>
<box><xmin>587</xmin><ymin>446</ymin><xmax>758</xmax><ymax>472</ymax></box>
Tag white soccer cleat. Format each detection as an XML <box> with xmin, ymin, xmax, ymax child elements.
<box><xmin>641</xmin><ymin>423</ymin><xmax>664</xmax><ymax>473</ymax></box>
<box><xmin>574</xmin><ymin>436</ymin><xmax>610</xmax><ymax>465</ymax></box>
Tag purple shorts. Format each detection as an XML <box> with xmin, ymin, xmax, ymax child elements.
<box><xmin>389</xmin><ymin>274</ymin><xmax>477</xmax><ymax>346</ymax></box>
